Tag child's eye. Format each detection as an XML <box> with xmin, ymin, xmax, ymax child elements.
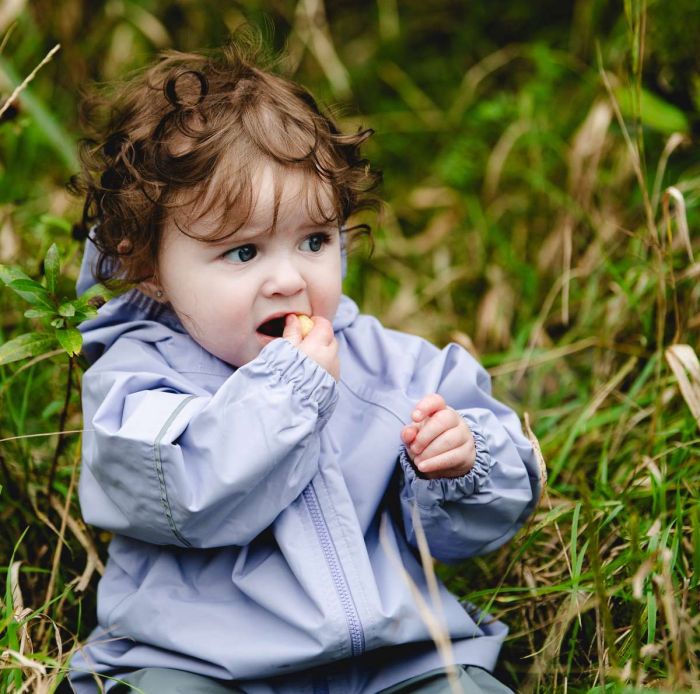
<box><xmin>224</xmin><ymin>244</ymin><xmax>257</xmax><ymax>263</ymax></box>
<box><xmin>300</xmin><ymin>232</ymin><xmax>331</xmax><ymax>253</ymax></box>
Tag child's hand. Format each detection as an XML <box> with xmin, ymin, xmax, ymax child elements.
<box><xmin>283</xmin><ymin>314</ymin><xmax>340</xmax><ymax>382</ymax></box>
<box><xmin>400</xmin><ymin>394</ymin><xmax>475</xmax><ymax>478</ymax></box>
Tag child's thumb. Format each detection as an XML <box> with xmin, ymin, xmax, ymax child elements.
<box><xmin>282</xmin><ymin>314</ymin><xmax>302</xmax><ymax>346</ymax></box>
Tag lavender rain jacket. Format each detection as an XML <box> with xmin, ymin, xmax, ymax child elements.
<box><xmin>70</xmin><ymin>238</ymin><xmax>541</xmax><ymax>693</ymax></box>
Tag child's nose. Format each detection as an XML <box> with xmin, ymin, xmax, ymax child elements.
<box><xmin>262</xmin><ymin>258</ymin><xmax>306</xmax><ymax>297</ymax></box>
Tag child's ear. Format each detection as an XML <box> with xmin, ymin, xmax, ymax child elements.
<box><xmin>139</xmin><ymin>278</ymin><xmax>166</xmax><ymax>302</ymax></box>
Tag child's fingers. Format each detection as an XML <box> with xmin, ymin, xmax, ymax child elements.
<box><xmin>413</xmin><ymin>443</ymin><xmax>474</xmax><ymax>478</ymax></box>
<box><xmin>411</xmin><ymin>393</ymin><xmax>446</xmax><ymax>423</ymax></box>
<box><xmin>282</xmin><ymin>314</ymin><xmax>302</xmax><ymax>346</ymax></box>
<box><xmin>305</xmin><ymin>315</ymin><xmax>335</xmax><ymax>345</ymax></box>
<box><xmin>409</xmin><ymin>407</ymin><xmax>460</xmax><ymax>456</ymax></box>
<box><xmin>295</xmin><ymin>315</ymin><xmax>340</xmax><ymax>380</ymax></box>
<box><xmin>401</xmin><ymin>423</ymin><xmax>419</xmax><ymax>447</ymax></box>
<box><xmin>413</xmin><ymin>425</ymin><xmax>470</xmax><ymax>465</ymax></box>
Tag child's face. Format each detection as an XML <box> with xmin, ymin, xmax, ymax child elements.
<box><xmin>154</xmin><ymin>167</ymin><xmax>343</xmax><ymax>367</ymax></box>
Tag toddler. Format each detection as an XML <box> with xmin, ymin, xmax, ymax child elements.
<box><xmin>68</xmin><ymin>37</ymin><xmax>541</xmax><ymax>694</ymax></box>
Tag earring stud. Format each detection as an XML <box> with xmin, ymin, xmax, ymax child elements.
<box><xmin>156</xmin><ymin>289</ymin><xmax>164</xmax><ymax>299</ymax></box>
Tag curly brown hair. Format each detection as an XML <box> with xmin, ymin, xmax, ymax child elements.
<box><xmin>72</xmin><ymin>32</ymin><xmax>380</xmax><ymax>285</ymax></box>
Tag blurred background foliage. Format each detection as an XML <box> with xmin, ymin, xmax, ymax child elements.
<box><xmin>1</xmin><ymin>0</ymin><xmax>699</xmax><ymax>691</ymax></box>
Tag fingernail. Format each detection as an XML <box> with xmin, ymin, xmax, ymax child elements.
<box><xmin>412</xmin><ymin>410</ymin><xmax>421</xmax><ymax>419</ymax></box>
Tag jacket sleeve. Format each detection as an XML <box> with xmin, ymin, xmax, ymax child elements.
<box><xmin>397</xmin><ymin>340</ymin><xmax>541</xmax><ymax>563</ymax></box>
<box><xmin>79</xmin><ymin>336</ymin><xmax>337</xmax><ymax>548</ymax></box>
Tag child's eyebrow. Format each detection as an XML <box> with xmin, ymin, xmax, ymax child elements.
<box><xmin>203</xmin><ymin>220</ymin><xmax>337</xmax><ymax>247</ymax></box>
<box><xmin>200</xmin><ymin>226</ymin><xmax>272</xmax><ymax>247</ymax></box>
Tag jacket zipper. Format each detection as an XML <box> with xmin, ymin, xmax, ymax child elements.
<box><xmin>303</xmin><ymin>484</ymin><xmax>365</xmax><ymax>658</ymax></box>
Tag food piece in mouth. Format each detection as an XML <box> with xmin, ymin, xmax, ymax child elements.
<box><xmin>296</xmin><ymin>314</ymin><xmax>314</xmax><ymax>337</ymax></box>
<box><xmin>257</xmin><ymin>316</ymin><xmax>286</xmax><ymax>337</ymax></box>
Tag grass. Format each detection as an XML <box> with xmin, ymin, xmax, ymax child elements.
<box><xmin>1</xmin><ymin>0</ymin><xmax>699</xmax><ymax>692</ymax></box>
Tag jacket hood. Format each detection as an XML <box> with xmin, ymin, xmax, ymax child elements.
<box><xmin>76</xmin><ymin>235</ymin><xmax>359</xmax><ymax>365</ymax></box>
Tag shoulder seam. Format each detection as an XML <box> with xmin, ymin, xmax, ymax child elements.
<box><xmin>152</xmin><ymin>395</ymin><xmax>197</xmax><ymax>547</ymax></box>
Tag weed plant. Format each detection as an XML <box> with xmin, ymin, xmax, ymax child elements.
<box><xmin>0</xmin><ymin>1</ymin><xmax>699</xmax><ymax>692</ymax></box>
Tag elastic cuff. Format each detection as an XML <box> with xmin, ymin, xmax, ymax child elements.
<box><xmin>253</xmin><ymin>338</ymin><xmax>338</xmax><ymax>418</ymax></box>
<box><xmin>399</xmin><ymin>416</ymin><xmax>492</xmax><ymax>504</ymax></box>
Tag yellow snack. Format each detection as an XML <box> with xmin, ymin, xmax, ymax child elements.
<box><xmin>296</xmin><ymin>314</ymin><xmax>314</xmax><ymax>338</ymax></box>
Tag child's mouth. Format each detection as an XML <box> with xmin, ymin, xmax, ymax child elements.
<box><xmin>257</xmin><ymin>316</ymin><xmax>286</xmax><ymax>338</ymax></box>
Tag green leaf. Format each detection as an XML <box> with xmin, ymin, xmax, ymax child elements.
<box><xmin>0</xmin><ymin>264</ymin><xmax>32</xmax><ymax>285</ymax></box>
<box><xmin>0</xmin><ymin>332</ymin><xmax>58</xmax><ymax>366</ymax></box>
<box><xmin>71</xmin><ymin>283</ymin><xmax>117</xmax><ymax>320</ymax></box>
<box><xmin>39</xmin><ymin>215</ymin><xmax>72</xmax><ymax>233</ymax></box>
<box><xmin>73</xmin><ymin>307</ymin><xmax>99</xmax><ymax>321</ymax></box>
<box><xmin>50</xmin><ymin>318</ymin><xmax>65</xmax><ymax>329</ymax></box>
<box><xmin>41</xmin><ymin>400</ymin><xmax>64</xmax><ymax>420</ymax></box>
<box><xmin>44</xmin><ymin>244</ymin><xmax>60</xmax><ymax>295</ymax></box>
<box><xmin>39</xmin><ymin>400</ymin><xmax>63</xmax><ymax>421</ymax></box>
<box><xmin>614</xmin><ymin>86</ymin><xmax>690</xmax><ymax>135</ymax></box>
<box><xmin>55</xmin><ymin>328</ymin><xmax>82</xmax><ymax>356</ymax></box>
<box><xmin>7</xmin><ymin>278</ymin><xmax>54</xmax><ymax>309</ymax></box>
<box><xmin>76</xmin><ymin>282</ymin><xmax>116</xmax><ymax>305</ymax></box>
<box><xmin>24</xmin><ymin>307</ymin><xmax>56</xmax><ymax>320</ymax></box>
<box><xmin>10</xmin><ymin>278</ymin><xmax>48</xmax><ymax>292</ymax></box>
<box><xmin>58</xmin><ymin>302</ymin><xmax>76</xmax><ymax>317</ymax></box>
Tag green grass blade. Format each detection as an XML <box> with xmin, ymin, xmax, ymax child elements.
<box><xmin>0</xmin><ymin>56</ymin><xmax>78</xmax><ymax>171</ymax></box>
